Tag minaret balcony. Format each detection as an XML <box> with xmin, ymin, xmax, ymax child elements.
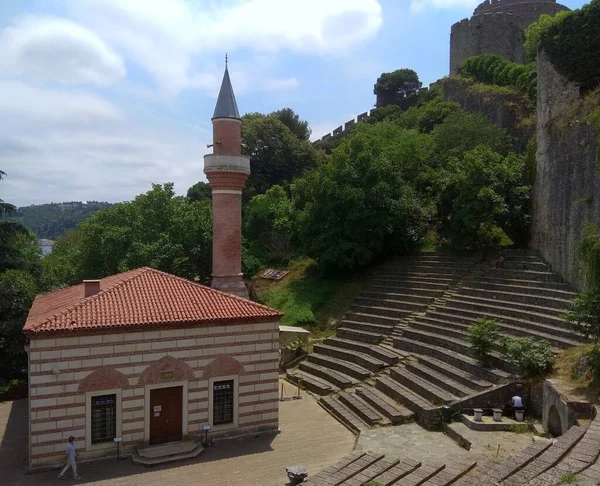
<box><xmin>203</xmin><ymin>154</ymin><xmax>250</xmax><ymax>175</ymax></box>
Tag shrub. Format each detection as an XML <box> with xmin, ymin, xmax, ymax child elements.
<box><xmin>467</xmin><ymin>318</ymin><xmax>499</xmax><ymax>366</ymax></box>
<box><xmin>502</xmin><ymin>337</ymin><xmax>555</xmax><ymax>377</ymax></box>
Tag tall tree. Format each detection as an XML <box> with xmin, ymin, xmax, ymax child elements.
<box><xmin>187</xmin><ymin>181</ymin><xmax>212</xmax><ymax>203</ymax></box>
<box><xmin>270</xmin><ymin>108</ymin><xmax>311</xmax><ymax>141</ymax></box>
<box><xmin>0</xmin><ymin>171</ymin><xmax>28</xmax><ymax>266</ymax></box>
<box><xmin>374</xmin><ymin>69</ymin><xmax>422</xmax><ymax>107</ymax></box>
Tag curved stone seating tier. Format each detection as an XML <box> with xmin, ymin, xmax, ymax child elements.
<box><xmin>304</xmin><ymin>450</ymin><xmax>477</xmax><ymax>486</ymax></box>
<box><xmin>288</xmin><ymin>250</ymin><xmax>585</xmax><ymax>440</ymax></box>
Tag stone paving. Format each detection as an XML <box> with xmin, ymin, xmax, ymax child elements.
<box><xmin>0</xmin><ymin>379</ymin><xmax>355</xmax><ymax>486</ymax></box>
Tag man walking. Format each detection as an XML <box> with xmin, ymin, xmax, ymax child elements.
<box><xmin>58</xmin><ymin>436</ymin><xmax>81</xmax><ymax>480</ymax></box>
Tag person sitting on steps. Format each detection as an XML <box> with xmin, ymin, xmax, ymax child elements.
<box><xmin>494</xmin><ymin>252</ymin><xmax>505</xmax><ymax>270</ymax></box>
<box><xmin>504</xmin><ymin>394</ymin><xmax>524</xmax><ymax>419</ymax></box>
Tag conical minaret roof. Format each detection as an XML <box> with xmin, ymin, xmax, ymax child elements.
<box><xmin>212</xmin><ymin>60</ymin><xmax>240</xmax><ymax>120</ymax></box>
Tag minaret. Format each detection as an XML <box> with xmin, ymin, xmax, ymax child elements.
<box><xmin>204</xmin><ymin>55</ymin><xmax>250</xmax><ymax>298</ymax></box>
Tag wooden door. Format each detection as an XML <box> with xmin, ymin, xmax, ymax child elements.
<box><xmin>149</xmin><ymin>386</ymin><xmax>183</xmax><ymax>445</ymax></box>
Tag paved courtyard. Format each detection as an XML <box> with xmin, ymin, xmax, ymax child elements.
<box><xmin>0</xmin><ymin>381</ymin><xmax>355</xmax><ymax>486</ymax></box>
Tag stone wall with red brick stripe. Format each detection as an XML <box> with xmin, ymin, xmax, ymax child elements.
<box><xmin>28</xmin><ymin>321</ymin><xmax>279</xmax><ymax>468</ymax></box>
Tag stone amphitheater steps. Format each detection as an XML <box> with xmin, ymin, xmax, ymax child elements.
<box><xmin>429</xmin><ymin>306</ymin><xmax>585</xmax><ymax>348</ymax></box>
<box><xmin>337</xmin><ymin>327</ymin><xmax>385</xmax><ymax>344</ymax></box>
<box><xmin>456</xmin><ymin>285</ymin><xmax>573</xmax><ymax>310</ymax></box>
<box><xmin>350</xmin><ymin>304</ymin><xmax>418</xmax><ymax>319</ymax></box>
<box><xmin>285</xmin><ymin>369</ymin><xmax>339</xmax><ymax>396</ymax></box>
<box><xmin>369</xmin><ymin>278</ymin><xmax>452</xmax><ymax>291</ymax></box>
<box><xmin>355</xmin><ymin>386</ymin><xmax>414</xmax><ymax>425</ymax></box>
<box><xmin>344</xmin><ymin>310</ymin><xmax>399</xmax><ymax>326</ymax></box>
<box><xmin>307</xmin><ymin>353</ymin><xmax>372</xmax><ymax>381</ymax></box>
<box><xmin>422</xmin><ymin>459</ymin><xmax>477</xmax><ymax>486</ymax></box>
<box><xmin>313</xmin><ymin>343</ymin><xmax>387</xmax><ymax>373</ymax></box>
<box><xmin>338</xmin><ymin>391</ymin><xmax>388</xmax><ymax>426</ymax></box>
<box><xmin>500</xmin><ymin>425</ymin><xmax>587</xmax><ymax>486</ymax></box>
<box><xmin>364</xmin><ymin>285</ymin><xmax>445</xmax><ymax>298</ymax></box>
<box><xmin>414</xmin><ymin>354</ymin><xmax>493</xmax><ymax>391</ymax></box>
<box><xmin>461</xmin><ymin>278</ymin><xmax>577</xmax><ymax>297</ymax></box>
<box><xmin>476</xmin><ymin>267</ymin><xmax>562</xmax><ymax>282</ymax></box>
<box><xmin>399</xmin><ymin>327</ymin><xmax>513</xmax><ymax>372</ymax></box>
<box><xmin>390</xmin><ymin>367</ymin><xmax>460</xmax><ymax>405</ymax></box>
<box><xmin>394</xmin><ymin>463</ymin><xmax>446</xmax><ymax>486</ymax></box>
<box><xmin>324</xmin><ymin>337</ymin><xmax>400</xmax><ymax>365</ymax></box>
<box><xmin>360</xmin><ymin>290</ymin><xmax>436</xmax><ymax>304</ymax></box>
<box><xmin>355</xmin><ymin>296</ymin><xmax>429</xmax><ymax>312</ymax></box>
<box><xmin>339</xmin><ymin>319</ymin><xmax>395</xmax><ymax>335</ymax></box>
<box><xmin>393</xmin><ymin>336</ymin><xmax>512</xmax><ymax>383</ymax></box>
<box><xmin>318</xmin><ymin>396</ymin><xmax>369</xmax><ymax>434</ymax></box>
<box><xmin>299</xmin><ymin>361</ymin><xmax>358</xmax><ymax>389</ymax></box>
<box><xmin>446</xmin><ymin>293</ymin><xmax>567</xmax><ymax>320</ymax></box>
<box><xmin>404</xmin><ymin>361</ymin><xmax>477</xmax><ymax>397</ymax></box>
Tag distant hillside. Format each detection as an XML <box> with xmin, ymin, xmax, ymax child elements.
<box><xmin>15</xmin><ymin>201</ymin><xmax>112</xmax><ymax>239</ymax></box>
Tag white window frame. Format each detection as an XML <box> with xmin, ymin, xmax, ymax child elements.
<box><xmin>85</xmin><ymin>388</ymin><xmax>122</xmax><ymax>452</ymax></box>
<box><xmin>143</xmin><ymin>381</ymin><xmax>189</xmax><ymax>444</ymax></box>
<box><xmin>208</xmin><ymin>375</ymin><xmax>239</xmax><ymax>431</ymax></box>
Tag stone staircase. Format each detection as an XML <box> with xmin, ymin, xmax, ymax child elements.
<box><xmin>286</xmin><ymin>250</ymin><xmax>586</xmax><ymax>436</ymax></box>
<box><xmin>303</xmin><ymin>450</ymin><xmax>477</xmax><ymax>486</ymax></box>
<box><xmin>454</xmin><ymin>406</ymin><xmax>600</xmax><ymax>485</ymax></box>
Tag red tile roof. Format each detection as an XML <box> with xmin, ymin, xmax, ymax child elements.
<box><xmin>24</xmin><ymin>267</ymin><xmax>282</xmax><ymax>336</ymax></box>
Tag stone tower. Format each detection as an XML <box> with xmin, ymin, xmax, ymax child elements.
<box><xmin>204</xmin><ymin>59</ymin><xmax>250</xmax><ymax>298</ymax></box>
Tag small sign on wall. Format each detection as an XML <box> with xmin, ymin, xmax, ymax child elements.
<box><xmin>160</xmin><ymin>370</ymin><xmax>174</xmax><ymax>381</ymax></box>
<box><xmin>154</xmin><ymin>405</ymin><xmax>162</xmax><ymax>412</ymax></box>
<box><xmin>154</xmin><ymin>412</ymin><xmax>160</xmax><ymax>417</ymax></box>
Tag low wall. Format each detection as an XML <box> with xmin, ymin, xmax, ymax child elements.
<box><xmin>542</xmin><ymin>380</ymin><xmax>594</xmax><ymax>436</ymax></box>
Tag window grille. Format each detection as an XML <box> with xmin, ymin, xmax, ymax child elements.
<box><xmin>213</xmin><ymin>380</ymin><xmax>234</xmax><ymax>425</ymax></box>
<box><xmin>91</xmin><ymin>394</ymin><xmax>117</xmax><ymax>444</ymax></box>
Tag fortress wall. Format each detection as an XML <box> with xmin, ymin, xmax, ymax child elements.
<box><xmin>474</xmin><ymin>0</ymin><xmax>569</xmax><ymax>25</ymax></box>
<box><xmin>531</xmin><ymin>51</ymin><xmax>600</xmax><ymax>290</ymax></box>
<box><xmin>450</xmin><ymin>13</ymin><xmax>524</xmax><ymax>73</ymax></box>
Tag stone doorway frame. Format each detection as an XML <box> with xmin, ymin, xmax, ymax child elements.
<box><xmin>143</xmin><ymin>381</ymin><xmax>189</xmax><ymax>444</ymax></box>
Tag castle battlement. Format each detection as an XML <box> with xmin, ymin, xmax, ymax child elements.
<box><xmin>473</xmin><ymin>0</ymin><xmax>560</xmax><ymax>16</ymax></box>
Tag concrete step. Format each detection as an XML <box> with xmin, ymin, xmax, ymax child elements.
<box><xmin>476</xmin><ymin>267</ymin><xmax>562</xmax><ymax>282</ymax></box>
<box><xmin>441</xmin><ymin>297</ymin><xmax>567</xmax><ymax>327</ymax></box>
<box><xmin>372</xmin><ymin>274</ymin><xmax>455</xmax><ymax>285</ymax></box>
<box><xmin>344</xmin><ymin>311</ymin><xmax>399</xmax><ymax>326</ymax></box>
<box><xmin>501</xmin><ymin>426</ymin><xmax>587</xmax><ymax>486</ymax></box>
<box><xmin>367</xmin><ymin>285</ymin><xmax>445</xmax><ymax>298</ymax></box>
<box><xmin>314</xmin><ymin>343</ymin><xmax>387</xmax><ymax>372</ymax></box>
<box><xmin>405</xmin><ymin>361</ymin><xmax>477</xmax><ymax>398</ymax></box>
<box><xmin>464</xmin><ymin>275</ymin><xmax>572</xmax><ymax>291</ymax></box>
<box><xmin>393</xmin><ymin>337</ymin><xmax>512</xmax><ymax>383</ymax></box>
<box><xmin>337</xmin><ymin>327</ymin><xmax>385</xmax><ymax>345</ymax></box>
<box><xmin>390</xmin><ymin>367</ymin><xmax>459</xmax><ymax>405</ymax></box>
<box><xmin>361</xmin><ymin>290</ymin><xmax>436</xmax><ymax>304</ymax></box>
<box><xmin>338</xmin><ymin>391</ymin><xmax>386</xmax><ymax>426</ymax></box>
<box><xmin>307</xmin><ymin>353</ymin><xmax>372</xmax><ymax>381</ymax></box>
<box><xmin>375</xmin><ymin>375</ymin><xmax>437</xmax><ymax>417</ymax></box>
<box><xmin>370</xmin><ymin>278</ymin><xmax>451</xmax><ymax>291</ymax></box>
<box><xmin>414</xmin><ymin>354</ymin><xmax>493</xmax><ymax>392</ymax></box>
<box><xmin>456</xmin><ymin>285</ymin><xmax>573</xmax><ymax>310</ymax></box>
<box><xmin>422</xmin><ymin>459</ymin><xmax>477</xmax><ymax>486</ymax></box>
<box><xmin>446</xmin><ymin>294</ymin><xmax>567</xmax><ymax>320</ymax></box>
<box><xmin>307</xmin><ymin>451</ymin><xmax>386</xmax><ymax>485</ymax></box>
<box><xmin>341</xmin><ymin>455</ymin><xmax>401</xmax><ymax>485</ymax></box>
<box><xmin>299</xmin><ymin>361</ymin><xmax>357</xmax><ymax>389</ymax></box>
<box><xmin>417</xmin><ymin>312</ymin><xmax>583</xmax><ymax>350</ymax></box>
<box><xmin>350</xmin><ymin>304</ymin><xmax>414</xmax><ymax>319</ymax></box>
<box><xmin>395</xmin><ymin>463</ymin><xmax>446</xmax><ymax>486</ymax></box>
<box><xmin>377</xmin><ymin>269</ymin><xmax>468</xmax><ymax>279</ymax></box>
<box><xmin>285</xmin><ymin>370</ymin><xmax>339</xmax><ymax>396</ymax></box>
<box><xmin>460</xmin><ymin>279</ymin><xmax>576</xmax><ymax>299</ymax></box>
<box><xmin>371</xmin><ymin>458</ymin><xmax>422</xmax><ymax>485</ymax></box>
<box><xmin>355</xmin><ymin>297</ymin><xmax>428</xmax><ymax>313</ymax></box>
<box><xmin>131</xmin><ymin>441</ymin><xmax>203</xmax><ymax>466</ymax></box>
<box><xmin>340</xmin><ymin>319</ymin><xmax>395</xmax><ymax>335</ymax></box>
<box><xmin>490</xmin><ymin>260</ymin><xmax>550</xmax><ymax>272</ymax></box>
<box><xmin>318</xmin><ymin>396</ymin><xmax>369</xmax><ymax>434</ymax></box>
<box><xmin>355</xmin><ymin>386</ymin><xmax>414</xmax><ymax>425</ymax></box>
<box><xmin>324</xmin><ymin>337</ymin><xmax>400</xmax><ymax>365</ymax></box>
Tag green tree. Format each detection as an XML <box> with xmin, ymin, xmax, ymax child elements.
<box><xmin>0</xmin><ymin>270</ymin><xmax>38</xmax><ymax>382</ymax></box>
<box><xmin>293</xmin><ymin>123</ymin><xmax>430</xmax><ymax>271</ymax></box>
<box><xmin>374</xmin><ymin>69</ymin><xmax>422</xmax><ymax>107</ymax></box>
<box><xmin>45</xmin><ymin>183</ymin><xmax>213</xmax><ymax>286</ymax></box>
<box><xmin>467</xmin><ymin>318</ymin><xmax>499</xmax><ymax>366</ymax></box>
<box><xmin>270</xmin><ymin>108</ymin><xmax>311</xmax><ymax>141</ymax></box>
<box><xmin>0</xmin><ymin>171</ymin><xmax>28</xmax><ymax>261</ymax></box>
<box><xmin>434</xmin><ymin>145</ymin><xmax>530</xmax><ymax>248</ymax></box>
<box><xmin>186</xmin><ymin>181</ymin><xmax>212</xmax><ymax>203</ymax></box>
<box><xmin>244</xmin><ymin>185</ymin><xmax>296</xmax><ymax>263</ymax></box>
<box><xmin>242</xmin><ymin>113</ymin><xmax>321</xmax><ymax>199</ymax></box>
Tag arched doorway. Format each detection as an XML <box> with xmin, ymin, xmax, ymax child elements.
<box><xmin>548</xmin><ymin>405</ymin><xmax>562</xmax><ymax>437</ymax></box>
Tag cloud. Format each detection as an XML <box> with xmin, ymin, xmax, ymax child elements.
<box><xmin>0</xmin><ymin>82</ymin><xmax>207</xmax><ymax>207</ymax></box>
<box><xmin>410</xmin><ymin>0</ymin><xmax>479</xmax><ymax>13</ymax></box>
<box><xmin>67</xmin><ymin>0</ymin><xmax>382</xmax><ymax>95</ymax></box>
<box><xmin>0</xmin><ymin>16</ymin><xmax>126</xmax><ymax>85</ymax></box>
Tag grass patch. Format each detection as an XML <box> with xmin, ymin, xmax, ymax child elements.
<box><xmin>557</xmin><ymin>472</ymin><xmax>580</xmax><ymax>484</ymax></box>
<box><xmin>254</xmin><ymin>257</ymin><xmax>372</xmax><ymax>343</ymax></box>
<box><xmin>554</xmin><ymin>343</ymin><xmax>600</xmax><ymax>400</ymax></box>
